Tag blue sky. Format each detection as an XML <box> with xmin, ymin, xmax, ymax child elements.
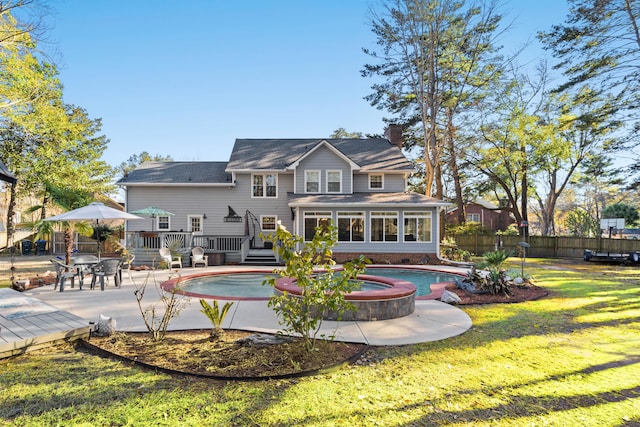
<box><xmin>47</xmin><ymin>0</ymin><xmax>569</xmax><ymax>168</ymax></box>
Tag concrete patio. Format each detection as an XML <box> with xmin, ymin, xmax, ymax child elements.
<box><xmin>3</xmin><ymin>263</ymin><xmax>473</xmax><ymax>354</ymax></box>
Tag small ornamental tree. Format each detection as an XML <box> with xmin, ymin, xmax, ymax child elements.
<box><xmin>262</xmin><ymin>223</ymin><xmax>369</xmax><ymax>351</ymax></box>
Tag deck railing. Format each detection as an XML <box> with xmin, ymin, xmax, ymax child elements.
<box><xmin>192</xmin><ymin>235</ymin><xmax>243</xmax><ymax>252</ymax></box>
<box><xmin>126</xmin><ymin>232</ymin><xmax>244</xmax><ymax>253</ymax></box>
<box><xmin>125</xmin><ymin>231</ymin><xmax>192</xmax><ymax>251</ymax></box>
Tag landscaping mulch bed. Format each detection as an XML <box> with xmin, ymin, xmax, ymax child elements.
<box><xmin>445</xmin><ymin>282</ymin><xmax>549</xmax><ymax>304</ymax></box>
<box><xmin>84</xmin><ymin>330</ymin><xmax>366</xmax><ymax>380</ymax></box>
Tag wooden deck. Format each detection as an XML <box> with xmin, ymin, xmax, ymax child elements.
<box><xmin>0</xmin><ymin>288</ymin><xmax>91</xmax><ymax>358</ymax></box>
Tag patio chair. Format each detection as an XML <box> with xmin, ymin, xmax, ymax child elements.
<box><xmin>190</xmin><ymin>246</ymin><xmax>208</xmax><ymax>267</ymax></box>
<box><xmin>90</xmin><ymin>258</ymin><xmax>124</xmax><ymax>291</ymax></box>
<box><xmin>159</xmin><ymin>247</ymin><xmax>182</xmax><ymax>269</ymax></box>
<box><xmin>50</xmin><ymin>259</ymin><xmax>82</xmax><ymax>292</ymax></box>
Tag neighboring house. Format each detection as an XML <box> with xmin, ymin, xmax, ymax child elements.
<box><xmin>446</xmin><ymin>200</ymin><xmax>514</xmax><ymax>233</ymax></box>
<box><xmin>117</xmin><ymin>128</ymin><xmax>451</xmax><ymax>265</ymax></box>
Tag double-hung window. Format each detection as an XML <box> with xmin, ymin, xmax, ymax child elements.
<box><xmin>370</xmin><ymin>211</ymin><xmax>398</xmax><ymax>242</ymax></box>
<box><xmin>305</xmin><ymin>170</ymin><xmax>320</xmax><ymax>193</ymax></box>
<box><xmin>252</xmin><ymin>173</ymin><xmax>277</xmax><ymax>198</ymax></box>
<box><xmin>404</xmin><ymin>211</ymin><xmax>432</xmax><ymax>242</ymax></box>
<box><xmin>303</xmin><ymin>211</ymin><xmax>332</xmax><ymax>241</ymax></box>
<box><xmin>327</xmin><ymin>170</ymin><xmax>342</xmax><ymax>193</ymax></box>
<box><xmin>337</xmin><ymin>211</ymin><xmax>364</xmax><ymax>242</ymax></box>
<box><xmin>261</xmin><ymin>215</ymin><xmax>277</xmax><ymax>231</ymax></box>
<box><xmin>157</xmin><ymin>215</ymin><xmax>170</xmax><ymax>231</ymax></box>
<box><xmin>466</xmin><ymin>213</ymin><xmax>480</xmax><ymax>223</ymax></box>
<box><xmin>369</xmin><ymin>174</ymin><xmax>383</xmax><ymax>190</ymax></box>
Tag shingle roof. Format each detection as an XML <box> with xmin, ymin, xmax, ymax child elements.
<box><xmin>226</xmin><ymin>138</ymin><xmax>414</xmax><ymax>172</ymax></box>
<box><xmin>116</xmin><ymin>161</ymin><xmax>231</xmax><ymax>185</ymax></box>
<box><xmin>287</xmin><ymin>192</ymin><xmax>451</xmax><ymax>207</ymax></box>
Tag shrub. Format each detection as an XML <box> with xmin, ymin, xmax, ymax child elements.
<box><xmin>261</xmin><ymin>223</ymin><xmax>369</xmax><ymax>351</ymax></box>
<box><xmin>440</xmin><ymin>236</ymin><xmax>472</xmax><ymax>261</ymax></box>
<box><xmin>133</xmin><ymin>270</ymin><xmax>190</xmax><ymax>342</ymax></box>
<box><xmin>199</xmin><ymin>299</ymin><xmax>234</xmax><ymax>339</ymax></box>
<box><xmin>476</xmin><ymin>249</ymin><xmax>513</xmax><ymax>296</ymax></box>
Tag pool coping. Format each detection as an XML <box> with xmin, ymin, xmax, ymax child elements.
<box><xmin>161</xmin><ymin>265</ymin><xmax>464</xmax><ymax>302</ymax></box>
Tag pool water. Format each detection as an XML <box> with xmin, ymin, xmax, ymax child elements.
<box><xmin>178</xmin><ymin>268</ymin><xmax>459</xmax><ymax>299</ymax></box>
<box><xmin>363</xmin><ymin>267</ymin><xmax>460</xmax><ymax>296</ymax></box>
<box><xmin>181</xmin><ymin>273</ymin><xmax>279</xmax><ymax>298</ymax></box>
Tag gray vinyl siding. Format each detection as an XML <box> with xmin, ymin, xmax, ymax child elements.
<box><xmin>126</xmin><ymin>173</ymin><xmax>295</xmax><ymax>235</ymax></box>
<box><xmin>295</xmin><ymin>145</ymin><xmax>352</xmax><ymax>194</ymax></box>
<box><xmin>234</xmin><ymin>172</ymin><xmax>294</xmax><ymax>233</ymax></box>
<box><xmin>295</xmin><ymin>207</ymin><xmax>438</xmax><ymax>254</ymax></box>
<box><xmin>353</xmin><ymin>173</ymin><xmax>406</xmax><ymax>192</ymax></box>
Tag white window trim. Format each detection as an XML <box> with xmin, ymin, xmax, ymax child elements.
<box><xmin>467</xmin><ymin>213</ymin><xmax>481</xmax><ymax>223</ymax></box>
<box><xmin>157</xmin><ymin>215</ymin><xmax>171</xmax><ymax>231</ymax></box>
<box><xmin>326</xmin><ymin>170</ymin><xmax>342</xmax><ymax>193</ymax></box>
<box><xmin>369</xmin><ymin>174</ymin><xmax>384</xmax><ymax>190</ymax></box>
<box><xmin>403</xmin><ymin>211</ymin><xmax>433</xmax><ymax>243</ymax></box>
<box><xmin>305</xmin><ymin>170</ymin><xmax>321</xmax><ymax>193</ymax></box>
<box><xmin>303</xmin><ymin>211</ymin><xmax>332</xmax><ymax>241</ymax></box>
<box><xmin>369</xmin><ymin>211</ymin><xmax>398</xmax><ymax>243</ymax></box>
<box><xmin>251</xmin><ymin>173</ymin><xmax>278</xmax><ymax>198</ymax></box>
<box><xmin>188</xmin><ymin>215</ymin><xmax>203</xmax><ymax>235</ymax></box>
<box><xmin>260</xmin><ymin>215</ymin><xmax>277</xmax><ymax>231</ymax></box>
<box><xmin>337</xmin><ymin>211</ymin><xmax>364</xmax><ymax>242</ymax></box>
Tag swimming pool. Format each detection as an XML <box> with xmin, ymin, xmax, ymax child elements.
<box><xmin>363</xmin><ymin>267</ymin><xmax>461</xmax><ymax>297</ymax></box>
<box><xmin>163</xmin><ymin>266</ymin><xmax>463</xmax><ymax>301</ymax></box>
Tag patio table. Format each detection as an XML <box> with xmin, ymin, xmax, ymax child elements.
<box><xmin>72</xmin><ymin>255</ymin><xmax>100</xmax><ymax>285</ymax></box>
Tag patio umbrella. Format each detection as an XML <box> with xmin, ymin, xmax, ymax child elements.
<box><xmin>44</xmin><ymin>202</ymin><xmax>143</xmax><ymax>258</ymax></box>
<box><xmin>130</xmin><ymin>206</ymin><xmax>174</xmax><ymax>232</ymax></box>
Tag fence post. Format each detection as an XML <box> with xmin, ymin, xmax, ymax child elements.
<box><xmin>474</xmin><ymin>234</ymin><xmax>478</xmax><ymax>255</ymax></box>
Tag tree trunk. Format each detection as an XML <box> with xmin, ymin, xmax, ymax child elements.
<box><xmin>5</xmin><ymin>183</ymin><xmax>17</xmax><ymax>249</ymax></box>
<box><xmin>446</xmin><ymin>114</ymin><xmax>465</xmax><ymax>225</ymax></box>
<box><xmin>64</xmin><ymin>227</ymin><xmax>74</xmax><ymax>265</ymax></box>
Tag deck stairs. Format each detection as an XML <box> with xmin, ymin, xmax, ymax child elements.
<box><xmin>241</xmin><ymin>249</ymin><xmax>280</xmax><ymax>266</ymax></box>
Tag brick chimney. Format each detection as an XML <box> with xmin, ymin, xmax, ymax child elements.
<box><xmin>384</xmin><ymin>124</ymin><xmax>403</xmax><ymax>149</ymax></box>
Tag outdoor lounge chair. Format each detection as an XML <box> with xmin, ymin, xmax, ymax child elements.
<box><xmin>190</xmin><ymin>246</ymin><xmax>208</xmax><ymax>267</ymax></box>
<box><xmin>90</xmin><ymin>258</ymin><xmax>124</xmax><ymax>291</ymax></box>
<box><xmin>50</xmin><ymin>259</ymin><xmax>82</xmax><ymax>292</ymax></box>
<box><xmin>159</xmin><ymin>247</ymin><xmax>182</xmax><ymax>269</ymax></box>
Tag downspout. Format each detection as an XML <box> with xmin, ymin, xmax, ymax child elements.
<box><xmin>435</xmin><ymin>205</ymin><xmax>447</xmax><ymax>263</ymax></box>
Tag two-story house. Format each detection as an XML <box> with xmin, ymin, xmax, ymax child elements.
<box><xmin>117</xmin><ymin>128</ymin><xmax>451</xmax><ymax>265</ymax></box>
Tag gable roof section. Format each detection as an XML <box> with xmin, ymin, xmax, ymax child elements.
<box><xmin>116</xmin><ymin>161</ymin><xmax>231</xmax><ymax>186</ymax></box>
<box><xmin>226</xmin><ymin>138</ymin><xmax>413</xmax><ymax>172</ymax></box>
<box><xmin>288</xmin><ymin>192</ymin><xmax>451</xmax><ymax>208</ymax></box>
<box><xmin>286</xmin><ymin>140</ymin><xmax>360</xmax><ymax>170</ymax></box>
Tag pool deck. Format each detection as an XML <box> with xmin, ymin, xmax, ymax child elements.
<box><xmin>3</xmin><ymin>264</ymin><xmax>473</xmax><ymax>356</ymax></box>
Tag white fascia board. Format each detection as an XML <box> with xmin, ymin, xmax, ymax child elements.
<box><xmin>117</xmin><ymin>183</ymin><xmax>234</xmax><ymax>187</ymax></box>
<box><xmin>224</xmin><ymin>169</ymin><xmax>288</xmax><ymax>174</ymax></box>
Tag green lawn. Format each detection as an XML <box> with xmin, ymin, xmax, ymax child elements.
<box><xmin>2</xmin><ymin>258</ymin><xmax>639</xmax><ymax>426</ymax></box>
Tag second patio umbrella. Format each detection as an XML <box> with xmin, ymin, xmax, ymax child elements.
<box><xmin>130</xmin><ymin>206</ymin><xmax>174</xmax><ymax>232</ymax></box>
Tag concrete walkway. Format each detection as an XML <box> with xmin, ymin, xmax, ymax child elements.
<box><xmin>22</xmin><ymin>265</ymin><xmax>473</xmax><ymax>346</ymax></box>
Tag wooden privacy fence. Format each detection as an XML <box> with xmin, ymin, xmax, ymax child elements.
<box><xmin>452</xmin><ymin>234</ymin><xmax>640</xmax><ymax>258</ymax></box>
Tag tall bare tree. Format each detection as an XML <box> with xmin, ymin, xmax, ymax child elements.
<box><xmin>361</xmin><ymin>0</ymin><xmax>504</xmax><ymax>218</ymax></box>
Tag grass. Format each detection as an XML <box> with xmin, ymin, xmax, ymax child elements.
<box><xmin>2</xmin><ymin>258</ymin><xmax>640</xmax><ymax>425</ymax></box>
